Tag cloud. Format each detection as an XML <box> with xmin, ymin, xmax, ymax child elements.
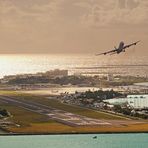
<box><xmin>0</xmin><ymin>0</ymin><xmax>148</xmax><ymax>28</ymax></box>
<box><xmin>0</xmin><ymin>0</ymin><xmax>68</xmax><ymax>27</ymax></box>
<box><xmin>0</xmin><ymin>0</ymin><xmax>147</xmax><ymax>53</ymax></box>
<box><xmin>82</xmin><ymin>0</ymin><xmax>148</xmax><ymax>28</ymax></box>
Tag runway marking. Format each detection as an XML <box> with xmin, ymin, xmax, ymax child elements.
<box><xmin>0</xmin><ymin>96</ymin><xmax>111</xmax><ymax>126</ymax></box>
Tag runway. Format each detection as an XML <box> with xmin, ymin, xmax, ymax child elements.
<box><xmin>0</xmin><ymin>96</ymin><xmax>110</xmax><ymax>126</ymax></box>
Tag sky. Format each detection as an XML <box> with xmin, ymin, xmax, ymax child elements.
<box><xmin>0</xmin><ymin>0</ymin><xmax>148</xmax><ymax>54</ymax></box>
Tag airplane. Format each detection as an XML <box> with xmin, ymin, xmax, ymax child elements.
<box><xmin>96</xmin><ymin>41</ymin><xmax>140</xmax><ymax>56</ymax></box>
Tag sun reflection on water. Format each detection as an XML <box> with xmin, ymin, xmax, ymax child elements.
<box><xmin>0</xmin><ymin>54</ymin><xmax>147</xmax><ymax>78</ymax></box>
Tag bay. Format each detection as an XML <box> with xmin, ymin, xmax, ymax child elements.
<box><xmin>0</xmin><ymin>134</ymin><xmax>148</xmax><ymax>148</ymax></box>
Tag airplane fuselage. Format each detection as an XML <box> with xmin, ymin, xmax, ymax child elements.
<box><xmin>117</xmin><ymin>41</ymin><xmax>124</xmax><ymax>54</ymax></box>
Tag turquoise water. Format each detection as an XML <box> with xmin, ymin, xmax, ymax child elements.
<box><xmin>0</xmin><ymin>134</ymin><xmax>148</xmax><ymax>148</ymax></box>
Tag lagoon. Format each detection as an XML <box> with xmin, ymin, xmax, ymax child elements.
<box><xmin>0</xmin><ymin>134</ymin><xmax>148</xmax><ymax>148</ymax></box>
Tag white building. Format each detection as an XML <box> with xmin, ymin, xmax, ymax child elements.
<box><xmin>104</xmin><ymin>95</ymin><xmax>148</xmax><ymax>109</ymax></box>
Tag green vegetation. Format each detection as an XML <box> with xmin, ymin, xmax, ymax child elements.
<box><xmin>113</xmin><ymin>104</ymin><xmax>148</xmax><ymax>119</ymax></box>
<box><xmin>8</xmin><ymin>76</ymin><xmax>49</xmax><ymax>84</ymax></box>
<box><xmin>0</xmin><ymin>91</ymin><xmax>125</xmax><ymax>120</ymax></box>
<box><xmin>78</xmin><ymin>89</ymin><xmax>123</xmax><ymax>100</ymax></box>
<box><xmin>2</xmin><ymin>73</ymin><xmax>148</xmax><ymax>89</ymax></box>
<box><xmin>12</xmin><ymin>93</ymin><xmax>125</xmax><ymax>120</ymax></box>
<box><xmin>0</xmin><ymin>108</ymin><xmax>10</xmax><ymax>117</ymax></box>
<box><xmin>0</xmin><ymin>104</ymin><xmax>54</xmax><ymax>126</ymax></box>
<box><xmin>49</xmin><ymin>75</ymin><xmax>98</xmax><ymax>85</ymax></box>
<box><xmin>0</xmin><ymin>92</ymin><xmax>57</xmax><ymax>126</ymax></box>
<box><xmin>133</xmin><ymin>112</ymin><xmax>148</xmax><ymax>119</ymax></box>
<box><xmin>113</xmin><ymin>105</ymin><xmax>131</xmax><ymax>115</ymax></box>
<box><xmin>36</xmin><ymin>99</ymin><xmax>123</xmax><ymax>120</ymax></box>
<box><xmin>7</xmin><ymin>75</ymin><xmax>99</xmax><ymax>85</ymax></box>
<box><xmin>0</xmin><ymin>91</ymin><xmax>147</xmax><ymax>134</ymax></box>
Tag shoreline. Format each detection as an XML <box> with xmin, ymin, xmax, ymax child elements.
<box><xmin>0</xmin><ymin>127</ymin><xmax>10</xmax><ymax>134</ymax></box>
<box><xmin>0</xmin><ymin>131</ymin><xmax>148</xmax><ymax>136</ymax></box>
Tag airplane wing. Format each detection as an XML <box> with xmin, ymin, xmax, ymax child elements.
<box><xmin>96</xmin><ymin>49</ymin><xmax>117</xmax><ymax>56</ymax></box>
<box><xmin>123</xmin><ymin>40</ymin><xmax>140</xmax><ymax>49</ymax></box>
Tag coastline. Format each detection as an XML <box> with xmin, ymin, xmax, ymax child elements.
<box><xmin>0</xmin><ymin>127</ymin><xmax>10</xmax><ymax>134</ymax></box>
<box><xmin>0</xmin><ymin>131</ymin><xmax>148</xmax><ymax>136</ymax></box>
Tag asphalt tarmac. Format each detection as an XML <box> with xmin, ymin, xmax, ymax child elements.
<box><xmin>0</xmin><ymin>96</ymin><xmax>110</xmax><ymax>126</ymax></box>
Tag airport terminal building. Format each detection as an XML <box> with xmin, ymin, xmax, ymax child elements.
<box><xmin>104</xmin><ymin>95</ymin><xmax>148</xmax><ymax>109</ymax></box>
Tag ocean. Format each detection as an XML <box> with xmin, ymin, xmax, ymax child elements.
<box><xmin>0</xmin><ymin>134</ymin><xmax>148</xmax><ymax>148</ymax></box>
<box><xmin>0</xmin><ymin>54</ymin><xmax>148</xmax><ymax>147</ymax></box>
<box><xmin>0</xmin><ymin>54</ymin><xmax>147</xmax><ymax>78</ymax></box>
